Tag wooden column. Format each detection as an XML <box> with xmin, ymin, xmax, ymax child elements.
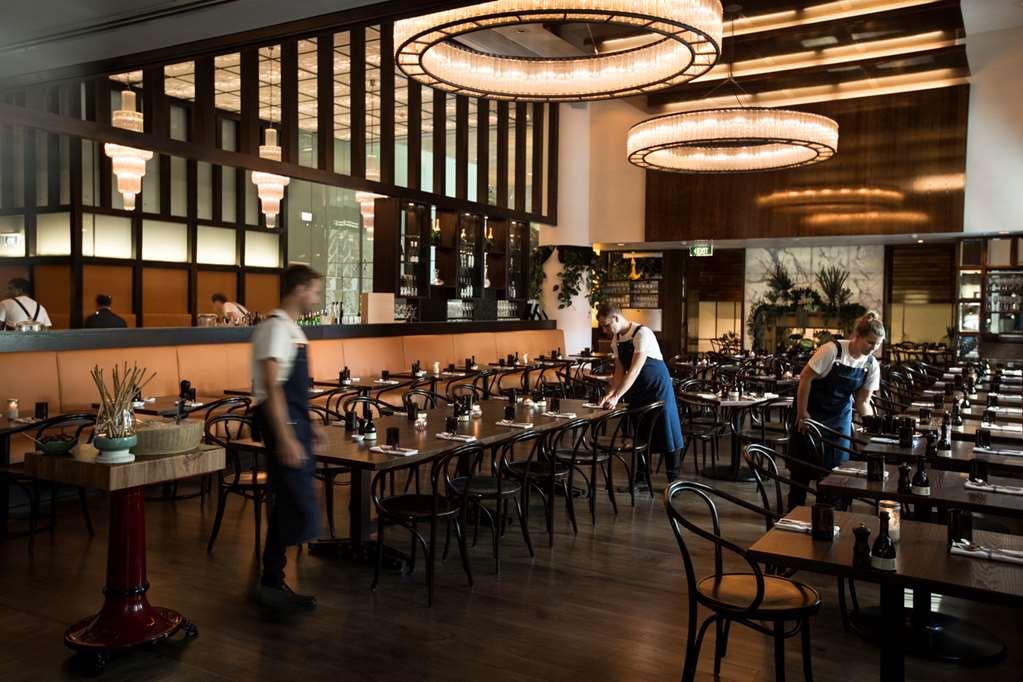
<box><xmin>514</xmin><ymin>102</ymin><xmax>527</xmax><ymax>213</ymax></box>
<box><xmin>406</xmin><ymin>80</ymin><xmax>422</xmax><ymax>190</ymax></box>
<box><xmin>379</xmin><ymin>22</ymin><xmax>395</xmax><ymax>185</ymax></box>
<box><xmin>316</xmin><ymin>31</ymin><xmax>335</xmax><ymax>173</ymax></box>
<box><xmin>496</xmin><ymin>101</ymin><xmax>509</xmax><ymax>208</ymax></box>
<box><xmin>455</xmin><ymin>95</ymin><xmax>469</xmax><ymax>200</ymax></box>
<box><xmin>476</xmin><ymin>98</ymin><xmax>489</xmax><ymax>204</ymax></box>
<box><xmin>280</xmin><ymin>39</ymin><xmax>299</xmax><ymax>164</ymax></box>
<box><xmin>432</xmin><ymin>88</ymin><xmax>446</xmax><ymax>195</ymax></box>
<box><xmin>349</xmin><ymin>26</ymin><xmax>366</xmax><ymax>178</ymax></box>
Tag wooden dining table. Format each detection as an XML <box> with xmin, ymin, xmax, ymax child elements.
<box><xmin>860</xmin><ymin>436</ymin><xmax>1023</xmax><ymax>476</ymax></box>
<box><xmin>90</xmin><ymin>395</ymin><xmax>222</xmax><ymax>418</ymax></box>
<box><xmin>0</xmin><ymin>411</ymin><xmax>50</xmax><ymax>541</ymax></box>
<box><xmin>749</xmin><ymin>507</ymin><xmax>1023</xmax><ymax>682</ymax></box>
<box><xmin>233</xmin><ymin>398</ymin><xmax>613</xmax><ymax>563</ymax></box>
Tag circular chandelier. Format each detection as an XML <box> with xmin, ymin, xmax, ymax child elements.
<box><xmin>104</xmin><ymin>89</ymin><xmax>153</xmax><ymax>211</ymax></box>
<box><xmin>394</xmin><ymin>0</ymin><xmax>724</xmax><ymax>102</ymax></box>
<box><xmin>804</xmin><ymin>211</ymin><xmax>929</xmax><ymax>228</ymax></box>
<box><xmin>757</xmin><ymin>187</ymin><xmax>904</xmax><ymax>213</ymax></box>
<box><xmin>627</xmin><ymin>107</ymin><xmax>838</xmax><ymax>173</ymax></box>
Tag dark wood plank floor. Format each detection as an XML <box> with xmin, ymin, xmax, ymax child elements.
<box><xmin>3</xmin><ymin>461</ymin><xmax>1023</xmax><ymax>681</ymax></box>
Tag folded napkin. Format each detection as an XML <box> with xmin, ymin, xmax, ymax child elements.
<box><xmin>950</xmin><ymin>541</ymin><xmax>1023</xmax><ymax>565</ymax></box>
<box><xmin>945</xmin><ymin>368</ymin><xmax>963</xmax><ymax>374</ymax></box>
<box><xmin>436</xmin><ymin>432</ymin><xmax>478</xmax><ymax>442</ymax></box>
<box><xmin>991</xmin><ymin>394</ymin><xmax>1023</xmax><ymax>402</ymax></box>
<box><xmin>374</xmin><ymin>379</ymin><xmax>400</xmax><ymax>385</ymax></box>
<box><xmin>989</xmin><ymin>406</ymin><xmax>1023</xmax><ymax>414</ymax></box>
<box><xmin>144</xmin><ymin>396</ymin><xmax>157</xmax><ymax>403</ymax></box>
<box><xmin>185</xmin><ymin>401</ymin><xmax>204</xmax><ymax>408</ymax></box>
<box><xmin>1003</xmin><ymin>370</ymin><xmax>1022</xmax><ymax>376</ymax></box>
<box><xmin>12</xmin><ymin>417</ymin><xmax>39</xmax><ymax>424</ymax></box>
<box><xmin>964</xmin><ymin>479</ymin><xmax>1023</xmax><ymax>496</ymax></box>
<box><xmin>912</xmin><ymin>401</ymin><xmax>936</xmax><ymax>409</ymax></box>
<box><xmin>132</xmin><ymin>400</ymin><xmax>146</xmax><ymax>408</ymax></box>
<box><xmin>369</xmin><ymin>445</ymin><xmax>419</xmax><ymax>456</ymax></box>
<box><xmin>496</xmin><ymin>419</ymin><xmax>534</xmax><ymax>429</ymax></box>
<box><xmin>832</xmin><ymin>466</ymin><xmax>890</xmax><ymax>480</ymax></box>
<box><xmin>589</xmin><ymin>374</ymin><xmax>611</xmax><ymax>381</ymax></box>
<box><xmin>440</xmin><ymin>371</ymin><xmax>466</xmax><ymax>377</ymax></box>
<box><xmin>697</xmin><ymin>393</ymin><xmax>718</xmax><ymax>400</ymax></box>
<box><xmin>982</xmin><ymin>422</ymin><xmax>1023</xmax><ymax>433</ymax></box>
<box><xmin>582</xmin><ymin>402</ymin><xmax>602</xmax><ymax>409</ymax></box>
<box><xmin>543</xmin><ymin>411</ymin><xmax>578</xmax><ymax>419</ymax></box>
<box><xmin>339</xmin><ymin>377</ymin><xmax>362</xmax><ymax>383</ymax></box>
<box><xmin>309</xmin><ymin>388</ymin><xmax>325</xmax><ymax>394</ymax></box>
<box><xmin>774</xmin><ymin>519</ymin><xmax>840</xmax><ymax>536</ymax></box>
<box><xmin>973</xmin><ymin>445</ymin><xmax>1023</xmax><ymax>457</ymax></box>
<box><xmin>763</xmin><ymin>392</ymin><xmax>779</xmax><ymax>399</ymax></box>
<box><xmin>869</xmin><ymin>436</ymin><xmax>902</xmax><ymax>445</ymax></box>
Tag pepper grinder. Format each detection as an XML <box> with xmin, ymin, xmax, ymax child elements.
<box><xmin>897</xmin><ymin>463</ymin><xmax>913</xmax><ymax>494</ymax></box>
<box><xmin>852</xmin><ymin>524</ymin><xmax>872</xmax><ymax>569</ymax></box>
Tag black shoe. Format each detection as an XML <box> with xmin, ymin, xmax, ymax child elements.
<box><xmin>257</xmin><ymin>583</ymin><xmax>317</xmax><ymax>610</ymax></box>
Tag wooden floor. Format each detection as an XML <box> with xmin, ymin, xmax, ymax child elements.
<box><xmin>3</xmin><ymin>460</ymin><xmax>1023</xmax><ymax>681</ymax></box>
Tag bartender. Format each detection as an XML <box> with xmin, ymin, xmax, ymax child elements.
<box><xmin>251</xmin><ymin>264</ymin><xmax>323</xmax><ymax>612</ymax></box>
<box><xmin>790</xmin><ymin>311</ymin><xmax>884</xmax><ymax>509</ymax></box>
<box><xmin>596</xmin><ymin>303</ymin><xmax>683</xmax><ymax>484</ymax></box>
<box><xmin>0</xmin><ymin>277</ymin><xmax>51</xmax><ymax>330</ymax></box>
<box><xmin>211</xmin><ymin>292</ymin><xmax>250</xmax><ymax>324</ymax></box>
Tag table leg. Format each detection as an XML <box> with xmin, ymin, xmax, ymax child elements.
<box><xmin>880</xmin><ymin>581</ymin><xmax>905</xmax><ymax>682</ymax></box>
<box><xmin>349</xmin><ymin>468</ymin><xmax>372</xmax><ymax>550</ymax></box>
<box><xmin>1</xmin><ymin>434</ymin><xmax>9</xmax><ymax>542</ymax></box>
<box><xmin>701</xmin><ymin>407</ymin><xmax>756</xmax><ymax>482</ymax></box>
<box><xmin>65</xmin><ymin>487</ymin><xmax>193</xmax><ymax>669</ymax></box>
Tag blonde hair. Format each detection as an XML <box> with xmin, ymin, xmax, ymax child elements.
<box><xmin>854</xmin><ymin>310</ymin><xmax>885</xmax><ymax>339</ymax></box>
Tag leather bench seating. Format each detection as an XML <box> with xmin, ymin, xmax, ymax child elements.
<box><xmin>1</xmin><ymin>328</ymin><xmax>565</xmax><ymax>464</ymax></box>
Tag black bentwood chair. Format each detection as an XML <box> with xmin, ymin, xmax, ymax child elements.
<box><xmin>371</xmin><ymin>443</ymin><xmax>481</xmax><ymax>607</ymax></box>
<box><xmin>665</xmin><ymin>480</ymin><xmax>820</xmax><ymax>682</ymax></box>
<box><xmin>204</xmin><ymin>414</ymin><xmax>269</xmax><ymax>554</ymax></box>
<box><xmin>592</xmin><ymin>401</ymin><xmax>665</xmax><ymax>505</ymax></box>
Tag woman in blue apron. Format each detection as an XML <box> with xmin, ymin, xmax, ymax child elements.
<box><xmin>597</xmin><ymin>303</ymin><xmax>684</xmax><ymax>483</ymax></box>
<box><xmin>251</xmin><ymin>265</ymin><xmax>323</xmax><ymax>611</ymax></box>
<box><xmin>790</xmin><ymin>312</ymin><xmax>885</xmax><ymax>509</ymax></box>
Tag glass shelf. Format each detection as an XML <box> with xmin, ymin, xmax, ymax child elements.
<box><xmin>986</xmin><ymin>270</ymin><xmax>1023</xmax><ymax>334</ymax></box>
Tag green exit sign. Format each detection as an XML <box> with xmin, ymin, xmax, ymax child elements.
<box><xmin>690</xmin><ymin>243</ymin><xmax>713</xmax><ymax>257</ymax></box>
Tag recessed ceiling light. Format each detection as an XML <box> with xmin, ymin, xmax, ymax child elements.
<box><xmin>917</xmin><ymin>239</ymin><xmax>924</xmax><ymax>244</ymax></box>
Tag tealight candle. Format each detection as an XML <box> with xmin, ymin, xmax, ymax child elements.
<box><xmin>7</xmin><ymin>398</ymin><xmax>18</xmax><ymax>420</ymax></box>
<box><xmin>432</xmin><ymin>361</ymin><xmax>440</xmax><ymax>375</ymax></box>
<box><xmin>522</xmin><ymin>353</ymin><xmax>529</xmax><ymax>364</ymax></box>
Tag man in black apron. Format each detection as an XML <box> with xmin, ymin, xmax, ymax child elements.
<box><xmin>251</xmin><ymin>265</ymin><xmax>324</xmax><ymax>612</ymax></box>
<box><xmin>0</xmin><ymin>277</ymin><xmax>52</xmax><ymax>330</ymax></box>
<box><xmin>596</xmin><ymin>303</ymin><xmax>684</xmax><ymax>483</ymax></box>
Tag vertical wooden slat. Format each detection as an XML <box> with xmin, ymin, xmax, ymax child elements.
<box><xmin>142</xmin><ymin>66</ymin><xmax>167</xmax><ymax>138</ymax></box>
<box><xmin>95</xmin><ymin>78</ymin><xmax>112</xmax><ymax>210</ymax></box>
<box><xmin>239</xmin><ymin>48</ymin><xmax>260</xmax><ymax>154</ymax></box>
<box><xmin>476</xmin><ymin>98</ymin><xmax>489</xmax><ymax>205</ymax></box>
<box><xmin>46</xmin><ymin>87</ymin><xmax>60</xmax><ymax>206</ymax></box>
<box><xmin>531</xmin><ymin>102</ymin><xmax>544</xmax><ymax>218</ymax></box>
<box><xmin>432</xmin><ymin>88</ymin><xmax>445</xmax><ymax>195</ymax></box>
<box><xmin>316</xmin><ymin>31</ymin><xmax>335</xmax><ymax>173</ymax></box>
<box><xmin>379</xmin><ymin>21</ymin><xmax>395</xmax><ymax>185</ymax></box>
<box><xmin>406</xmin><ymin>80</ymin><xmax>421</xmax><ymax>190</ymax></box>
<box><xmin>546</xmin><ymin>103</ymin><xmax>559</xmax><ymax>224</ymax></box>
<box><xmin>187</xmin><ymin>158</ymin><xmax>198</xmax><ymax>324</ymax></box>
<box><xmin>349</xmin><ymin>26</ymin><xmax>366</xmax><ymax>178</ymax></box>
<box><xmin>69</xmin><ymin>86</ymin><xmax>84</xmax><ymax>328</ymax></box>
<box><xmin>455</xmin><ymin>95</ymin><xmax>469</xmax><ymax>200</ymax></box>
<box><xmin>514</xmin><ymin>102</ymin><xmax>527</xmax><ymax>213</ymax></box>
<box><xmin>280</xmin><ymin>39</ymin><xmax>299</xmax><ymax>164</ymax></box>
<box><xmin>496</xmin><ymin>101</ymin><xmax>509</xmax><ymax>209</ymax></box>
<box><xmin>192</xmin><ymin>57</ymin><xmax>215</xmax><ymax>148</ymax></box>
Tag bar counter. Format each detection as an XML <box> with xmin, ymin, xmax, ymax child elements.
<box><xmin>0</xmin><ymin>319</ymin><xmax>555</xmax><ymax>353</ymax></box>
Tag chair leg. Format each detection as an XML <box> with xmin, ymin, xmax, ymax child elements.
<box><xmin>604</xmin><ymin>462</ymin><xmax>618</xmax><ymax>514</ymax></box>
<box><xmin>77</xmin><ymin>487</ymin><xmax>94</xmax><ymax>536</ymax></box>
<box><xmin>28</xmin><ymin>483</ymin><xmax>40</xmax><ymax>552</ymax></box>
<box><xmin>837</xmin><ymin>578</ymin><xmax>851</xmax><ymax>630</ymax></box>
<box><xmin>513</xmin><ymin>496</ymin><xmax>534</xmax><ymax>558</ymax></box>
<box><xmin>426</xmin><ymin>520</ymin><xmax>438</xmax><ymax>607</ymax></box>
<box><xmin>49</xmin><ymin>484</ymin><xmax>57</xmax><ymax>532</ymax></box>
<box><xmin>253</xmin><ymin>494</ymin><xmax>263</xmax><ymax>556</ymax></box>
<box><xmin>563</xmin><ymin>481</ymin><xmax>578</xmax><ymax>535</ymax></box>
<box><xmin>454</xmin><ymin>518</ymin><xmax>473</xmax><ymax>587</ymax></box>
<box><xmin>371</xmin><ymin>519</ymin><xmax>385</xmax><ymax>590</ymax></box>
<box><xmin>773</xmin><ymin>621</ymin><xmax>786</xmax><ymax>682</ymax></box>
<box><xmin>800</xmin><ymin>617</ymin><xmax>814</xmax><ymax>682</ymax></box>
<box><xmin>684</xmin><ymin>614</ymin><xmax>716</xmax><ymax>682</ymax></box>
<box><xmin>324</xmin><ymin>473</ymin><xmax>336</xmax><ymax>538</ymax></box>
<box><xmin>206</xmin><ymin>487</ymin><xmax>228</xmax><ymax>553</ymax></box>
<box><xmin>714</xmin><ymin>618</ymin><xmax>726</xmax><ymax>678</ymax></box>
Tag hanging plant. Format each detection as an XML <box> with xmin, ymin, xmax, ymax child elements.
<box><xmin>528</xmin><ymin>245</ymin><xmax>554</xmax><ymax>301</ymax></box>
<box><xmin>589</xmin><ymin>252</ymin><xmax>609</xmax><ymax>308</ymax></box>
<box><xmin>552</xmin><ymin>246</ymin><xmax>595</xmax><ymax>309</ymax></box>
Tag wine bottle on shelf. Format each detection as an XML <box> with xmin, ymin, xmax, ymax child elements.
<box><xmin>938</xmin><ymin>411</ymin><xmax>952</xmax><ymax>451</ymax></box>
<box><xmin>911</xmin><ymin>456</ymin><xmax>931</xmax><ymax>496</ymax></box>
<box><xmin>870</xmin><ymin>511</ymin><xmax>898</xmax><ymax>571</ymax></box>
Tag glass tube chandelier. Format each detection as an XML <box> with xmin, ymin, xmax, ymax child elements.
<box><xmin>355</xmin><ymin>191</ymin><xmax>385</xmax><ymax>240</ymax></box>
<box><xmin>251</xmin><ymin>47</ymin><xmax>290</xmax><ymax>228</ymax></box>
<box><xmin>394</xmin><ymin>0</ymin><xmax>724</xmax><ymax>102</ymax></box>
<box><xmin>104</xmin><ymin>89</ymin><xmax>152</xmax><ymax>210</ymax></box>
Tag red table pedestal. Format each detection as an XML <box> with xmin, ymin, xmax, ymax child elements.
<box><xmin>65</xmin><ymin>487</ymin><xmax>196</xmax><ymax>672</ymax></box>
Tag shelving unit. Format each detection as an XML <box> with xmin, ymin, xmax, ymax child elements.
<box><xmin>600</xmin><ymin>252</ymin><xmax>663</xmax><ymax>309</ymax></box>
<box><xmin>373</xmin><ymin>199</ymin><xmax>431</xmax><ymax>322</ymax></box>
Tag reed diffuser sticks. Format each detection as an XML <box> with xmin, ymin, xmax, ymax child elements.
<box><xmin>90</xmin><ymin>363</ymin><xmax>155</xmax><ymax>438</ymax></box>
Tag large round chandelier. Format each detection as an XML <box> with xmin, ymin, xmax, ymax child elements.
<box><xmin>627</xmin><ymin>107</ymin><xmax>838</xmax><ymax>173</ymax></box>
<box><xmin>104</xmin><ymin>89</ymin><xmax>153</xmax><ymax>211</ymax></box>
<box><xmin>757</xmin><ymin>187</ymin><xmax>904</xmax><ymax>213</ymax></box>
<box><xmin>394</xmin><ymin>0</ymin><xmax>724</xmax><ymax>102</ymax></box>
<box><xmin>251</xmin><ymin>128</ymin><xmax>289</xmax><ymax>229</ymax></box>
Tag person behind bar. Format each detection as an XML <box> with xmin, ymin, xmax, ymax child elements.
<box><xmin>0</xmin><ymin>277</ymin><xmax>52</xmax><ymax>330</ymax></box>
<box><xmin>596</xmin><ymin>303</ymin><xmax>683</xmax><ymax>484</ymax></box>
<box><xmin>84</xmin><ymin>294</ymin><xmax>127</xmax><ymax>329</ymax></box>
<box><xmin>251</xmin><ymin>264</ymin><xmax>324</xmax><ymax>612</ymax></box>
<box><xmin>789</xmin><ymin>311</ymin><xmax>884</xmax><ymax>510</ymax></box>
<box><xmin>212</xmin><ymin>292</ymin><xmax>250</xmax><ymax>325</ymax></box>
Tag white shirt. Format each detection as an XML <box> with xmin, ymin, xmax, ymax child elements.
<box><xmin>0</xmin><ymin>295</ymin><xmax>52</xmax><ymax>329</ymax></box>
<box><xmin>251</xmin><ymin>309</ymin><xmax>307</xmax><ymax>403</ymax></box>
<box><xmin>611</xmin><ymin>324</ymin><xmax>663</xmax><ymax>362</ymax></box>
<box><xmin>807</xmin><ymin>339</ymin><xmax>880</xmax><ymax>392</ymax></box>
<box><xmin>222</xmin><ymin>301</ymin><xmax>249</xmax><ymax>322</ymax></box>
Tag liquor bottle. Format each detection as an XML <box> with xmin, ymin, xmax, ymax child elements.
<box><xmin>363</xmin><ymin>416</ymin><xmax>377</xmax><ymax>441</ymax></box>
<box><xmin>911</xmin><ymin>456</ymin><xmax>931</xmax><ymax>496</ymax></box>
<box><xmin>870</xmin><ymin>511</ymin><xmax>898</xmax><ymax>571</ymax></box>
<box><xmin>938</xmin><ymin>411</ymin><xmax>952</xmax><ymax>451</ymax></box>
<box><xmin>951</xmin><ymin>399</ymin><xmax>963</xmax><ymax>427</ymax></box>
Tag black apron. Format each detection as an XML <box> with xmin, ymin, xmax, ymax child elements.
<box><xmin>799</xmin><ymin>339</ymin><xmax>871</xmax><ymax>469</ymax></box>
<box><xmin>255</xmin><ymin>337</ymin><xmax>320</xmax><ymax>546</ymax></box>
<box><xmin>616</xmin><ymin>324</ymin><xmax>683</xmax><ymax>453</ymax></box>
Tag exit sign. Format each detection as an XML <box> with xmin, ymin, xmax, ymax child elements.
<box><xmin>690</xmin><ymin>243</ymin><xmax>713</xmax><ymax>257</ymax></box>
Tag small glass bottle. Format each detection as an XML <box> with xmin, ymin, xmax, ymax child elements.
<box><xmin>878</xmin><ymin>500</ymin><xmax>900</xmax><ymax>542</ymax></box>
<box><xmin>911</xmin><ymin>456</ymin><xmax>931</xmax><ymax>496</ymax></box>
<box><xmin>363</xmin><ymin>416</ymin><xmax>377</xmax><ymax>441</ymax></box>
<box><xmin>938</xmin><ymin>411</ymin><xmax>952</xmax><ymax>451</ymax></box>
<box><xmin>870</xmin><ymin>511</ymin><xmax>898</xmax><ymax>571</ymax></box>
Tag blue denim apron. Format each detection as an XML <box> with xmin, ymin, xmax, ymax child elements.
<box><xmin>617</xmin><ymin>325</ymin><xmax>683</xmax><ymax>453</ymax></box>
<box><xmin>807</xmin><ymin>340</ymin><xmax>871</xmax><ymax>469</ymax></box>
<box><xmin>259</xmin><ymin>340</ymin><xmax>320</xmax><ymax>546</ymax></box>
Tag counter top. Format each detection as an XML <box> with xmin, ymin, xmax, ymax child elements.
<box><xmin>0</xmin><ymin>319</ymin><xmax>555</xmax><ymax>353</ymax></box>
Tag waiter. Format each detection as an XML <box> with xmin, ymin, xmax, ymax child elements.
<box><xmin>0</xmin><ymin>277</ymin><xmax>51</xmax><ymax>330</ymax></box>
<box><xmin>251</xmin><ymin>264</ymin><xmax>323</xmax><ymax>612</ymax></box>
<box><xmin>212</xmin><ymin>292</ymin><xmax>250</xmax><ymax>324</ymax></box>
<box><xmin>84</xmin><ymin>294</ymin><xmax>127</xmax><ymax>328</ymax></box>
<box><xmin>790</xmin><ymin>311</ymin><xmax>884</xmax><ymax>509</ymax></box>
<box><xmin>596</xmin><ymin>303</ymin><xmax>683</xmax><ymax>483</ymax></box>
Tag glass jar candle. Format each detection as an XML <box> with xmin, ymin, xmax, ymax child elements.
<box><xmin>6</xmin><ymin>398</ymin><xmax>18</xmax><ymax>420</ymax></box>
<box><xmin>879</xmin><ymin>500</ymin><xmax>900</xmax><ymax>542</ymax></box>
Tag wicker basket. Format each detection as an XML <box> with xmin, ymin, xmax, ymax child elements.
<box><xmin>133</xmin><ymin>419</ymin><xmax>203</xmax><ymax>456</ymax></box>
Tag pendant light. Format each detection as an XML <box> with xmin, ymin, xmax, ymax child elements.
<box><xmin>251</xmin><ymin>47</ymin><xmax>290</xmax><ymax>228</ymax></box>
<box><xmin>104</xmin><ymin>86</ymin><xmax>153</xmax><ymax>211</ymax></box>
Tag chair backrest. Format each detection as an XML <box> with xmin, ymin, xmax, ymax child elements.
<box><xmin>802</xmin><ymin>418</ymin><xmax>859</xmax><ymax>462</ymax></box>
<box><xmin>624</xmin><ymin>400</ymin><xmax>666</xmax><ymax>450</ymax></box>
<box><xmin>342</xmin><ymin>395</ymin><xmax>404</xmax><ymax>419</ymax></box>
<box><xmin>402</xmin><ymin>388</ymin><xmax>452</xmax><ymax>412</ymax></box>
<box><xmin>542</xmin><ymin>417</ymin><xmax>591</xmax><ymax>467</ymax></box>
<box><xmin>203</xmin><ymin>413</ymin><xmax>253</xmax><ymax>448</ymax></box>
<box><xmin>735</xmin><ymin>397</ymin><xmax>793</xmax><ymax>441</ymax></box>
<box><xmin>664</xmin><ymin>480</ymin><xmax>771</xmax><ymax>615</ymax></box>
<box><xmin>372</xmin><ymin>442</ymin><xmax>484</xmax><ymax>517</ymax></box>
<box><xmin>34</xmin><ymin>412</ymin><xmax>97</xmax><ymax>444</ymax></box>
<box><xmin>196</xmin><ymin>396</ymin><xmax>251</xmax><ymax>422</ymax></box>
<box><xmin>742</xmin><ymin>443</ymin><xmax>824</xmax><ymax>519</ymax></box>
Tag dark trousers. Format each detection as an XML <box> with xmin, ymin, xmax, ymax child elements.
<box><xmin>261</xmin><ymin>458</ymin><xmax>314</xmax><ymax>587</ymax></box>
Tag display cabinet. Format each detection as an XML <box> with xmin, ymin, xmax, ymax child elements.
<box><xmin>373</xmin><ymin>199</ymin><xmax>431</xmax><ymax>321</ymax></box>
